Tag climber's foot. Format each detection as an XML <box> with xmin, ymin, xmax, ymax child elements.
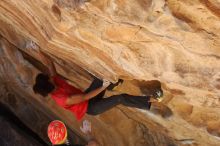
<box><xmin>107</xmin><ymin>79</ymin><xmax>123</xmax><ymax>90</ymax></box>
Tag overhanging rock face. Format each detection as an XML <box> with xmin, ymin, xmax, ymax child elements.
<box><xmin>0</xmin><ymin>0</ymin><xmax>220</xmax><ymax>146</ymax></box>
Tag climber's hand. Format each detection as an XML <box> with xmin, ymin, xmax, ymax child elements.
<box><xmin>102</xmin><ymin>79</ymin><xmax>111</xmax><ymax>87</ymax></box>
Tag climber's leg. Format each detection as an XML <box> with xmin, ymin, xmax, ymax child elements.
<box><xmin>87</xmin><ymin>94</ymin><xmax>151</xmax><ymax>115</ymax></box>
<box><xmin>84</xmin><ymin>77</ymin><xmax>124</xmax><ymax>99</ymax></box>
<box><xmin>119</xmin><ymin>94</ymin><xmax>151</xmax><ymax>110</ymax></box>
<box><xmin>87</xmin><ymin>95</ymin><xmax>123</xmax><ymax>115</ymax></box>
<box><xmin>107</xmin><ymin>79</ymin><xmax>123</xmax><ymax>90</ymax></box>
<box><xmin>84</xmin><ymin>77</ymin><xmax>106</xmax><ymax>99</ymax></box>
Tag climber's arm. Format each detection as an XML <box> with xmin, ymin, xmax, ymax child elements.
<box><xmin>66</xmin><ymin>80</ymin><xmax>110</xmax><ymax>105</ymax></box>
<box><xmin>66</xmin><ymin>86</ymin><xmax>107</xmax><ymax>106</ymax></box>
<box><xmin>38</xmin><ymin>50</ymin><xmax>57</xmax><ymax>76</ymax></box>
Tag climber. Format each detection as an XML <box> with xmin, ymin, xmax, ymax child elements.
<box><xmin>33</xmin><ymin>51</ymin><xmax>163</xmax><ymax>121</ymax></box>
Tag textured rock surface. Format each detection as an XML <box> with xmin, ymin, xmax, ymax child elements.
<box><xmin>0</xmin><ymin>38</ymin><xmax>86</xmax><ymax>145</ymax></box>
<box><xmin>0</xmin><ymin>0</ymin><xmax>220</xmax><ymax>146</ymax></box>
<box><xmin>0</xmin><ymin>102</ymin><xmax>47</xmax><ymax>146</ymax></box>
<box><xmin>0</xmin><ymin>116</ymin><xmax>43</xmax><ymax>146</ymax></box>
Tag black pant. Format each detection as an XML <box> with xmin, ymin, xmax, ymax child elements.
<box><xmin>85</xmin><ymin>78</ymin><xmax>151</xmax><ymax>115</ymax></box>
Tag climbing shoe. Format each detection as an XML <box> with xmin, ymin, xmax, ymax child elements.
<box><xmin>152</xmin><ymin>89</ymin><xmax>164</xmax><ymax>102</ymax></box>
<box><xmin>107</xmin><ymin>79</ymin><xmax>124</xmax><ymax>90</ymax></box>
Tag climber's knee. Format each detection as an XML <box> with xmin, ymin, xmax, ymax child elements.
<box><xmin>87</xmin><ymin>106</ymin><xmax>102</xmax><ymax>116</ymax></box>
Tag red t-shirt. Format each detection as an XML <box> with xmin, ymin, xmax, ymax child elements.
<box><xmin>51</xmin><ymin>76</ymin><xmax>88</xmax><ymax>121</ymax></box>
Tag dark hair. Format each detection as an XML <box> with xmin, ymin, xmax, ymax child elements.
<box><xmin>33</xmin><ymin>73</ymin><xmax>55</xmax><ymax>97</ymax></box>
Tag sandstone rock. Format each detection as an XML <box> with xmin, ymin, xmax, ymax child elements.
<box><xmin>0</xmin><ymin>0</ymin><xmax>220</xmax><ymax>146</ymax></box>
